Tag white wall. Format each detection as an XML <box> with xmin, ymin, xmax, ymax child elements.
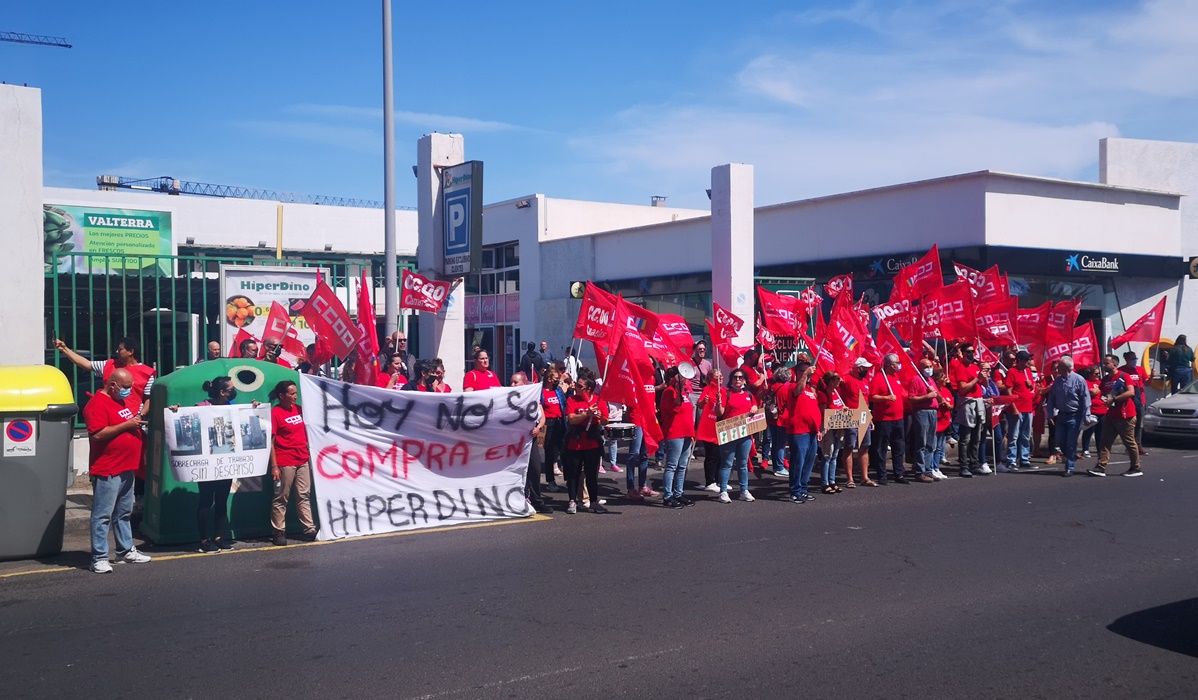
<box><xmin>539</xmin><ymin>197</ymin><xmax>707</xmax><ymax>242</ymax></box>
<box><xmin>1101</xmin><ymin>138</ymin><xmax>1198</xmax><ymax>256</ymax></box>
<box><xmin>42</xmin><ymin>186</ymin><xmax>419</xmax><ymax>255</ymax></box>
<box><xmin>0</xmin><ymin>86</ymin><xmax>46</xmax><ymax>365</ymax></box>
<box><xmin>985</xmin><ymin>174</ymin><xmax>1180</xmax><ymax>255</ymax></box>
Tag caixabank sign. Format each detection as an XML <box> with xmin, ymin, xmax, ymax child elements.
<box><xmin>1065</xmin><ymin>252</ymin><xmax>1120</xmax><ymax>273</ymax></box>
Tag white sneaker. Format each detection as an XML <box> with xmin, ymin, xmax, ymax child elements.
<box><xmin>718</xmin><ymin>491</ymin><xmax>732</xmax><ymax>504</ymax></box>
<box><xmin>91</xmin><ymin>559</ymin><xmax>113</xmax><ymax>574</ymax></box>
<box><xmin>932</xmin><ymin>469</ymin><xmax>947</xmax><ymax>480</ymax></box>
<box><xmin>120</xmin><ymin>548</ymin><xmax>152</xmax><ymax>564</ymax></box>
<box><xmin>977</xmin><ymin>463</ymin><xmax>993</xmax><ymax>475</ymax></box>
<box><xmin>1083</xmin><ymin>450</ymin><xmax>1091</xmax><ymax>458</ymax></box>
<box><xmin>947</xmin><ymin>437</ymin><xmax>959</xmax><ymax>447</ymax></box>
<box><xmin>738</xmin><ymin>490</ymin><xmax>755</xmax><ymax>502</ymax></box>
<box><xmin>704</xmin><ymin>483</ymin><xmax>720</xmax><ymax>493</ymax></box>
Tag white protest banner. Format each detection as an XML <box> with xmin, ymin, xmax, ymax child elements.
<box><xmin>164</xmin><ymin>404</ymin><xmax>272</xmax><ymax>482</ymax></box>
<box><xmin>300</xmin><ymin>375</ymin><xmax>539</xmax><ymax>540</ymax></box>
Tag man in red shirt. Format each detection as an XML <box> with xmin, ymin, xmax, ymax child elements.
<box><xmin>907</xmin><ymin>359</ymin><xmax>940</xmax><ymax>482</ymax></box>
<box><xmin>950</xmin><ymin>343</ymin><xmax>989</xmax><ymax>476</ymax></box>
<box><xmin>83</xmin><ymin>368</ymin><xmax>152</xmax><ymax>574</ymax></box>
<box><xmin>659</xmin><ymin>368</ymin><xmax>696</xmax><ymax>508</ymax></box>
<box><xmin>1091</xmin><ymin>354</ymin><xmax>1143</xmax><ymax>477</ymax></box>
<box><xmin>837</xmin><ymin>358</ymin><xmax>873</xmax><ymax>486</ymax></box>
<box><xmin>56</xmin><ymin>336</ymin><xmax>156</xmax><ymax>403</ymax></box>
<box><xmin>1001</xmin><ymin>350</ymin><xmax>1037</xmax><ymax>471</ymax></box>
<box><xmin>462</xmin><ymin>350</ymin><xmax>501</xmax><ymax>391</ymax></box>
<box><xmin>1120</xmin><ymin>350</ymin><xmax>1149</xmax><ymax>455</ymax></box>
<box><xmin>869</xmin><ymin>353</ymin><xmax>908</xmax><ymax>484</ymax></box>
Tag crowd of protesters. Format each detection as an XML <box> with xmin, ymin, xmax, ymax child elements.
<box><xmin>69</xmin><ymin>325</ymin><xmax>1191</xmax><ymax>572</ymax></box>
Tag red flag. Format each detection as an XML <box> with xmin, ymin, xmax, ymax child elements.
<box><xmin>281</xmin><ymin>325</ymin><xmax>307</xmax><ymax>367</ymax></box>
<box><xmin>400</xmin><ymin>269</ymin><xmax>451</xmax><ymax>313</ymax></box>
<box><xmin>230</xmin><ymin>327</ymin><xmax>260</xmax><ymax>358</ymax></box>
<box><xmin>711</xmin><ymin>302</ymin><xmax>745</xmax><ymax>342</ymax></box>
<box><xmin>258</xmin><ymin>301</ymin><xmax>292</xmax><ymax>359</ymax></box>
<box><xmin>656</xmin><ymin>313</ymin><xmax>694</xmax><ymax>358</ymax></box>
<box><xmin>799</xmin><ymin>287</ymin><xmax>822</xmax><ymax>315</ymax></box>
<box><xmin>976</xmin><ymin>267</ymin><xmax>1009</xmax><ymax>305</ymax></box>
<box><xmin>824</xmin><ymin>273</ymin><xmax>853</xmax><ymax>300</ymax></box>
<box><xmin>572</xmin><ymin>283</ymin><xmax>624</xmax><ymax>355</ymax></box>
<box><xmin>620</xmin><ymin>299</ymin><xmax>679</xmax><ymax>365</ymax></box>
<box><xmin>300</xmin><ymin>276</ymin><xmax>361</xmax><ymax>360</ymax></box>
<box><xmin>919</xmin><ymin>299</ymin><xmax>941</xmax><ymax>340</ymax></box>
<box><xmin>1071</xmin><ymin>321</ymin><xmax>1099</xmax><ymax>368</ymax></box>
<box><xmin>756</xmin><ymin>286</ymin><xmax>803</xmax><ymax>336</ymax></box>
<box><xmin>597</xmin><ymin>332</ymin><xmax>664</xmax><ymax>455</ymax></box>
<box><xmin>893</xmin><ymin>245</ymin><xmax>943</xmax><ymax>300</ymax></box>
<box><xmin>825</xmin><ymin>299</ymin><xmax>867</xmax><ymax>373</ymax></box>
<box><xmin>951</xmin><ymin>261</ymin><xmax>984</xmax><ymax>293</ymax></box>
<box><xmin>1016</xmin><ymin>302</ymin><xmax>1051</xmax><ymax>348</ymax></box>
<box><xmin>797</xmin><ymin>324</ymin><xmax>836</xmax><ymax>373</ymax></box>
<box><xmin>350</xmin><ymin>271</ymin><xmax>379</xmax><ymax>385</ymax></box>
<box><xmin>930</xmin><ymin>282</ymin><xmax>976</xmax><ymax>340</ymax></box>
<box><xmin>756</xmin><ymin>321</ymin><xmax>778</xmax><ymax>351</ymax></box>
<box><xmin>875</xmin><ymin>322</ymin><xmax>921</xmax><ymax>386</ymax></box>
<box><xmin>1046</xmin><ymin>300</ymin><xmax>1081</xmax><ymax>347</ymax></box>
<box><xmin>975</xmin><ymin>297</ymin><xmax>1019</xmax><ymax>347</ymax></box>
<box><xmin>1110</xmin><ymin>296</ymin><xmax>1166</xmax><ymax>348</ymax></box>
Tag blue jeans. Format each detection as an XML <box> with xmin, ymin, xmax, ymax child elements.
<box><xmin>1056</xmin><ymin>411</ymin><xmax>1083</xmax><ymax>472</ymax></box>
<box><xmin>820</xmin><ymin>432</ymin><xmax>842</xmax><ymax>486</ymax></box>
<box><xmin>662</xmin><ymin>437</ymin><xmax>693</xmax><ymax>500</ymax></box>
<box><xmin>1171</xmin><ymin>367</ymin><xmax>1192</xmax><ymax>394</ymax></box>
<box><xmin>911</xmin><ymin>409</ymin><xmax>937</xmax><ymax>474</ymax></box>
<box><xmin>931</xmin><ymin>431</ymin><xmax>948</xmax><ymax>470</ymax></box>
<box><xmin>625</xmin><ymin>426</ymin><xmax>649</xmax><ymax>490</ymax></box>
<box><xmin>789</xmin><ymin>432</ymin><xmax>818</xmax><ymax>497</ymax></box>
<box><xmin>1005</xmin><ymin>412</ymin><xmax>1032</xmax><ymax>466</ymax></box>
<box><xmin>771</xmin><ymin>425</ymin><xmax>789</xmax><ymax>471</ymax></box>
<box><xmin>91</xmin><ymin>472</ymin><xmax>135</xmax><ymax>561</ymax></box>
<box><xmin>604</xmin><ymin>438</ymin><xmax>618</xmax><ymax>468</ymax></box>
<box><xmin>719</xmin><ymin>437</ymin><xmax>752</xmax><ymax>493</ymax></box>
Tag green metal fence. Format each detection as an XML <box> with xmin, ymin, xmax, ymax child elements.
<box><xmin>47</xmin><ymin>252</ymin><xmax>414</xmax><ymax>427</ymax></box>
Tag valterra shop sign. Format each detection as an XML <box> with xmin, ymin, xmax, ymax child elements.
<box><xmin>1065</xmin><ymin>252</ymin><xmax>1120</xmax><ymax>273</ymax></box>
<box><xmin>442</xmin><ymin>161</ymin><xmax>483</xmax><ymax>276</ymax></box>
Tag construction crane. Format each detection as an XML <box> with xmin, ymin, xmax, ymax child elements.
<box><xmin>0</xmin><ymin>32</ymin><xmax>72</xmax><ymax>48</ymax></box>
<box><xmin>96</xmin><ymin>175</ymin><xmax>407</xmax><ymax>210</ymax></box>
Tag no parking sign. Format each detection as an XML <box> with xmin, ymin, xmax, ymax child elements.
<box><xmin>3</xmin><ymin>419</ymin><xmax>36</xmax><ymax>458</ymax></box>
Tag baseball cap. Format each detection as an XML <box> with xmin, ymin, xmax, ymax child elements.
<box><xmin>853</xmin><ymin>357</ymin><xmax>873</xmax><ymax>369</ymax></box>
<box><xmin>1016</xmin><ymin>350</ymin><xmax>1032</xmax><ymax>362</ymax></box>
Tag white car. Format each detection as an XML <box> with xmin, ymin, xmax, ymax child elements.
<box><xmin>1143</xmin><ymin>382</ymin><xmax>1198</xmax><ymax>439</ymax></box>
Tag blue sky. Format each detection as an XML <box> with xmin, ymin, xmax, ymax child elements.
<box><xmin>5</xmin><ymin>1</ymin><xmax>1198</xmax><ymax>209</ymax></box>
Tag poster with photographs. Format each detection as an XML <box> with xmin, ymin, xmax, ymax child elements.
<box><xmin>164</xmin><ymin>404</ymin><xmax>272</xmax><ymax>482</ymax></box>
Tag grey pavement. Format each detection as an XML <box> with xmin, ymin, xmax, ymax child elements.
<box><xmin>2</xmin><ymin>443</ymin><xmax>1196</xmax><ymax>698</ymax></box>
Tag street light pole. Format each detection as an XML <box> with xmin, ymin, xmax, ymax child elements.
<box><xmin>382</xmin><ymin>0</ymin><xmax>398</xmax><ymax>337</ymax></box>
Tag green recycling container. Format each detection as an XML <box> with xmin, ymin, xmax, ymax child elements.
<box><xmin>0</xmin><ymin>365</ymin><xmax>78</xmax><ymax>561</ymax></box>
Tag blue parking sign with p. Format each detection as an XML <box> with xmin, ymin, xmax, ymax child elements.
<box><xmin>445</xmin><ymin>191</ymin><xmax>470</xmax><ymax>254</ymax></box>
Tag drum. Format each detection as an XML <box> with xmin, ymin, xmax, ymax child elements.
<box><xmin>604</xmin><ymin>422</ymin><xmax>636</xmax><ymax>440</ymax></box>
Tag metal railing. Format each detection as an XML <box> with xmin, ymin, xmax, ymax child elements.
<box><xmin>47</xmin><ymin>252</ymin><xmax>414</xmax><ymax>426</ymax></box>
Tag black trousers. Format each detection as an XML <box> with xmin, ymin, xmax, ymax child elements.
<box><xmin>563</xmin><ymin>448</ymin><xmax>601</xmax><ymax>504</ymax></box>
<box><xmin>870</xmin><ymin>420</ymin><xmax>905</xmax><ymax>481</ymax></box>
<box><xmin>526</xmin><ymin>441</ymin><xmax>545</xmax><ymax>507</ymax></box>
<box><xmin>701</xmin><ymin>440</ymin><xmax>721</xmax><ymax>485</ymax></box>
<box><xmin>197</xmin><ymin>479</ymin><xmax>232</xmax><ymax>541</ymax></box>
<box><xmin>544</xmin><ymin>419</ymin><xmax>566</xmax><ymax>485</ymax></box>
<box><xmin>959</xmin><ymin>414</ymin><xmax>983</xmax><ymax>467</ymax></box>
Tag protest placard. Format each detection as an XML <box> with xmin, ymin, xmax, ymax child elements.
<box><xmin>164</xmin><ymin>404</ymin><xmax>272</xmax><ymax>482</ymax></box>
<box><xmin>716</xmin><ymin>412</ymin><xmax>767</xmax><ymax>445</ymax></box>
<box><xmin>300</xmin><ymin>376</ymin><xmax>540</xmax><ymax>540</ymax></box>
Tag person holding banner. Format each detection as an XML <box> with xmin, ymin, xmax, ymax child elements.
<box><xmin>540</xmin><ymin>366</ymin><xmax>568</xmax><ymax>492</ymax></box>
<box><xmin>768</xmin><ymin>367</ymin><xmax>794</xmax><ymax>478</ymax></box>
<box><xmin>839</xmin><ymin>359</ymin><xmax>874</xmax><ymax>487</ymax></box>
<box><xmin>869</xmin><ymin>354</ymin><xmax>909</xmax><ymax>484</ymax></box>
<box><xmin>951</xmin><ymin>344</ymin><xmax>990</xmax><ymax>477</ymax></box>
<box><xmin>659</xmin><ymin>367</ymin><xmax>696</xmax><ymax>508</ymax></box>
<box><xmin>930</xmin><ymin>370</ymin><xmax>954</xmax><ymax>480</ymax></box>
<box><xmin>816</xmin><ymin>371</ymin><xmax>848</xmax><ymax>491</ymax></box>
<box><xmin>428</xmin><ymin>358</ymin><xmax>452</xmax><ymax>393</ymax></box>
<box><xmin>195</xmin><ymin>376</ymin><xmax>241</xmax><ymax>552</ymax></box>
<box><xmin>907</xmin><ymin>359</ymin><xmax>940</xmax><ymax>483</ymax></box>
<box><xmin>788</xmin><ymin>362</ymin><xmax>822</xmax><ymax>503</ymax></box>
<box><xmin>463</xmin><ymin>350</ymin><xmax>501</xmax><ymax>391</ymax></box>
<box><xmin>716</xmin><ymin>369</ymin><xmax>759</xmax><ymax>504</ymax></box>
<box><xmin>563</xmin><ymin>376</ymin><xmax>609</xmax><ymax>514</ymax></box>
<box><xmin>268</xmin><ymin>380</ymin><xmax>317</xmax><ymax>546</ymax></box>
<box><xmin>1001</xmin><ymin>350</ymin><xmax>1037</xmax><ymax>471</ymax></box>
<box><xmin>695</xmin><ymin>369</ymin><xmax>724</xmax><ymax>493</ymax></box>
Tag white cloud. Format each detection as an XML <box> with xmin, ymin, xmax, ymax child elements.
<box><xmin>284</xmin><ymin>103</ymin><xmax>523</xmax><ymax>133</ymax></box>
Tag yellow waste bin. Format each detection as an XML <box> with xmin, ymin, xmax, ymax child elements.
<box><xmin>0</xmin><ymin>365</ymin><xmax>78</xmax><ymax>560</ymax></box>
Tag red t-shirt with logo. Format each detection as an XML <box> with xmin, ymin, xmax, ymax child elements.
<box><xmin>462</xmin><ymin>369</ymin><xmax>501</xmax><ymax>391</ymax></box>
<box><xmin>869</xmin><ymin>372</ymin><xmax>906</xmax><ymax>422</ymax></box>
<box><xmin>790</xmin><ymin>385</ymin><xmax>823</xmax><ymax>435</ymax></box>
<box><xmin>837</xmin><ymin>373</ymin><xmax>867</xmax><ymax>408</ymax></box>
<box><xmin>564</xmin><ymin>393</ymin><xmax>608</xmax><ymax>451</ymax></box>
<box><xmin>659</xmin><ymin>385</ymin><xmax>695</xmax><ymax>440</ymax></box>
<box><xmin>906</xmin><ymin>376</ymin><xmax>936</xmax><ymax>411</ymax></box>
<box><xmin>696</xmin><ymin>385</ymin><xmax>723</xmax><ymax>443</ymax></box>
<box><xmin>271</xmin><ymin>403</ymin><xmax>310</xmax><ymax>467</ymax></box>
<box><xmin>1004</xmin><ymin>367</ymin><xmax>1036</xmax><ymax>413</ymax></box>
<box><xmin>84</xmin><ymin>391</ymin><xmax>144</xmax><ymax>477</ymax></box>
<box><xmin>1087</xmin><ymin>378</ymin><xmax>1107</xmax><ymax>416</ymax></box>
<box><xmin>541</xmin><ymin>388</ymin><xmax>563</xmax><ymax>419</ymax></box>
<box><xmin>950</xmin><ymin>359</ymin><xmax>984</xmax><ymax>398</ymax></box>
<box><xmin>101</xmin><ymin>360</ymin><xmax>156</xmax><ymax>398</ymax></box>
<box><xmin>1100</xmin><ymin>371</ymin><xmax>1137</xmax><ymax>420</ymax></box>
<box><xmin>936</xmin><ymin>386</ymin><xmax>955</xmax><ymax>432</ymax></box>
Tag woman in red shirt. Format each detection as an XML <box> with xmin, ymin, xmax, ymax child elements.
<box><xmin>659</xmin><ymin>367</ymin><xmax>697</xmax><ymax>508</ymax></box>
<box><xmin>562</xmin><ymin>376</ymin><xmax>609</xmax><ymax>514</ymax></box>
<box><xmin>429</xmin><ymin>358</ymin><xmax>452</xmax><ymax>392</ymax></box>
<box><xmin>930</xmin><ymin>370</ymin><xmax>955</xmax><ymax>480</ymax></box>
<box><xmin>716</xmin><ymin>368</ymin><xmax>759</xmax><ymax>503</ymax></box>
<box><xmin>768</xmin><ymin>368</ymin><xmax>794</xmax><ymax>478</ymax></box>
<box><xmin>540</xmin><ymin>365</ymin><xmax>567</xmax><ymax>491</ymax></box>
<box><xmin>1081</xmin><ymin>366</ymin><xmax>1106</xmax><ymax>458</ymax></box>
<box><xmin>695</xmin><ymin>369</ymin><xmax>724</xmax><ymax>493</ymax></box>
<box><xmin>268</xmin><ymin>380</ymin><xmax>317</xmax><ymax>545</ymax></box>
<box><xmin>816</xmin><ymin>371</ymin><xmax>846</xmax><ymax>493</ymax></box>
<box><xmin>788</xmin><ymin>362</ymin><xmax>823</xmax><ymax>502</ymax></box>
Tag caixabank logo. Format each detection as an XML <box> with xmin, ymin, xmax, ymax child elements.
<box><xmin>1066</xmin><ymin>253</ymin><xmax>1120</xmax><ymax>273</ymax></box>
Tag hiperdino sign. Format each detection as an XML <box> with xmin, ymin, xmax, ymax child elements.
<box><xmin>1065</xmin><ymin>253</ymin><xmax>1119</xmax><ymax>273</ymax></box>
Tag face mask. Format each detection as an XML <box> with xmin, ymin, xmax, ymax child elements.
<box><xmin>922</xmin><ymin>367</ymin><xmax>934</xmax><ymax>377</ymax></box>
<box><xmin>117</xmin><ymin>387</ymin><xmax>132</xmax><ymax>399</ymax></box>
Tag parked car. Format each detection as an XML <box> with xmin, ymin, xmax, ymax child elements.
<box><xmin>1143</xmin><ymin>381</ymin><xmax>1198</xmax><ymax>440</ymax></box>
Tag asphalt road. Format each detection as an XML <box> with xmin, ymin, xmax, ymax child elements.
<box><xmin>3</xmin><ymin>445</ymin><xmax>1197</xmax><ymax>699</ymax></box>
